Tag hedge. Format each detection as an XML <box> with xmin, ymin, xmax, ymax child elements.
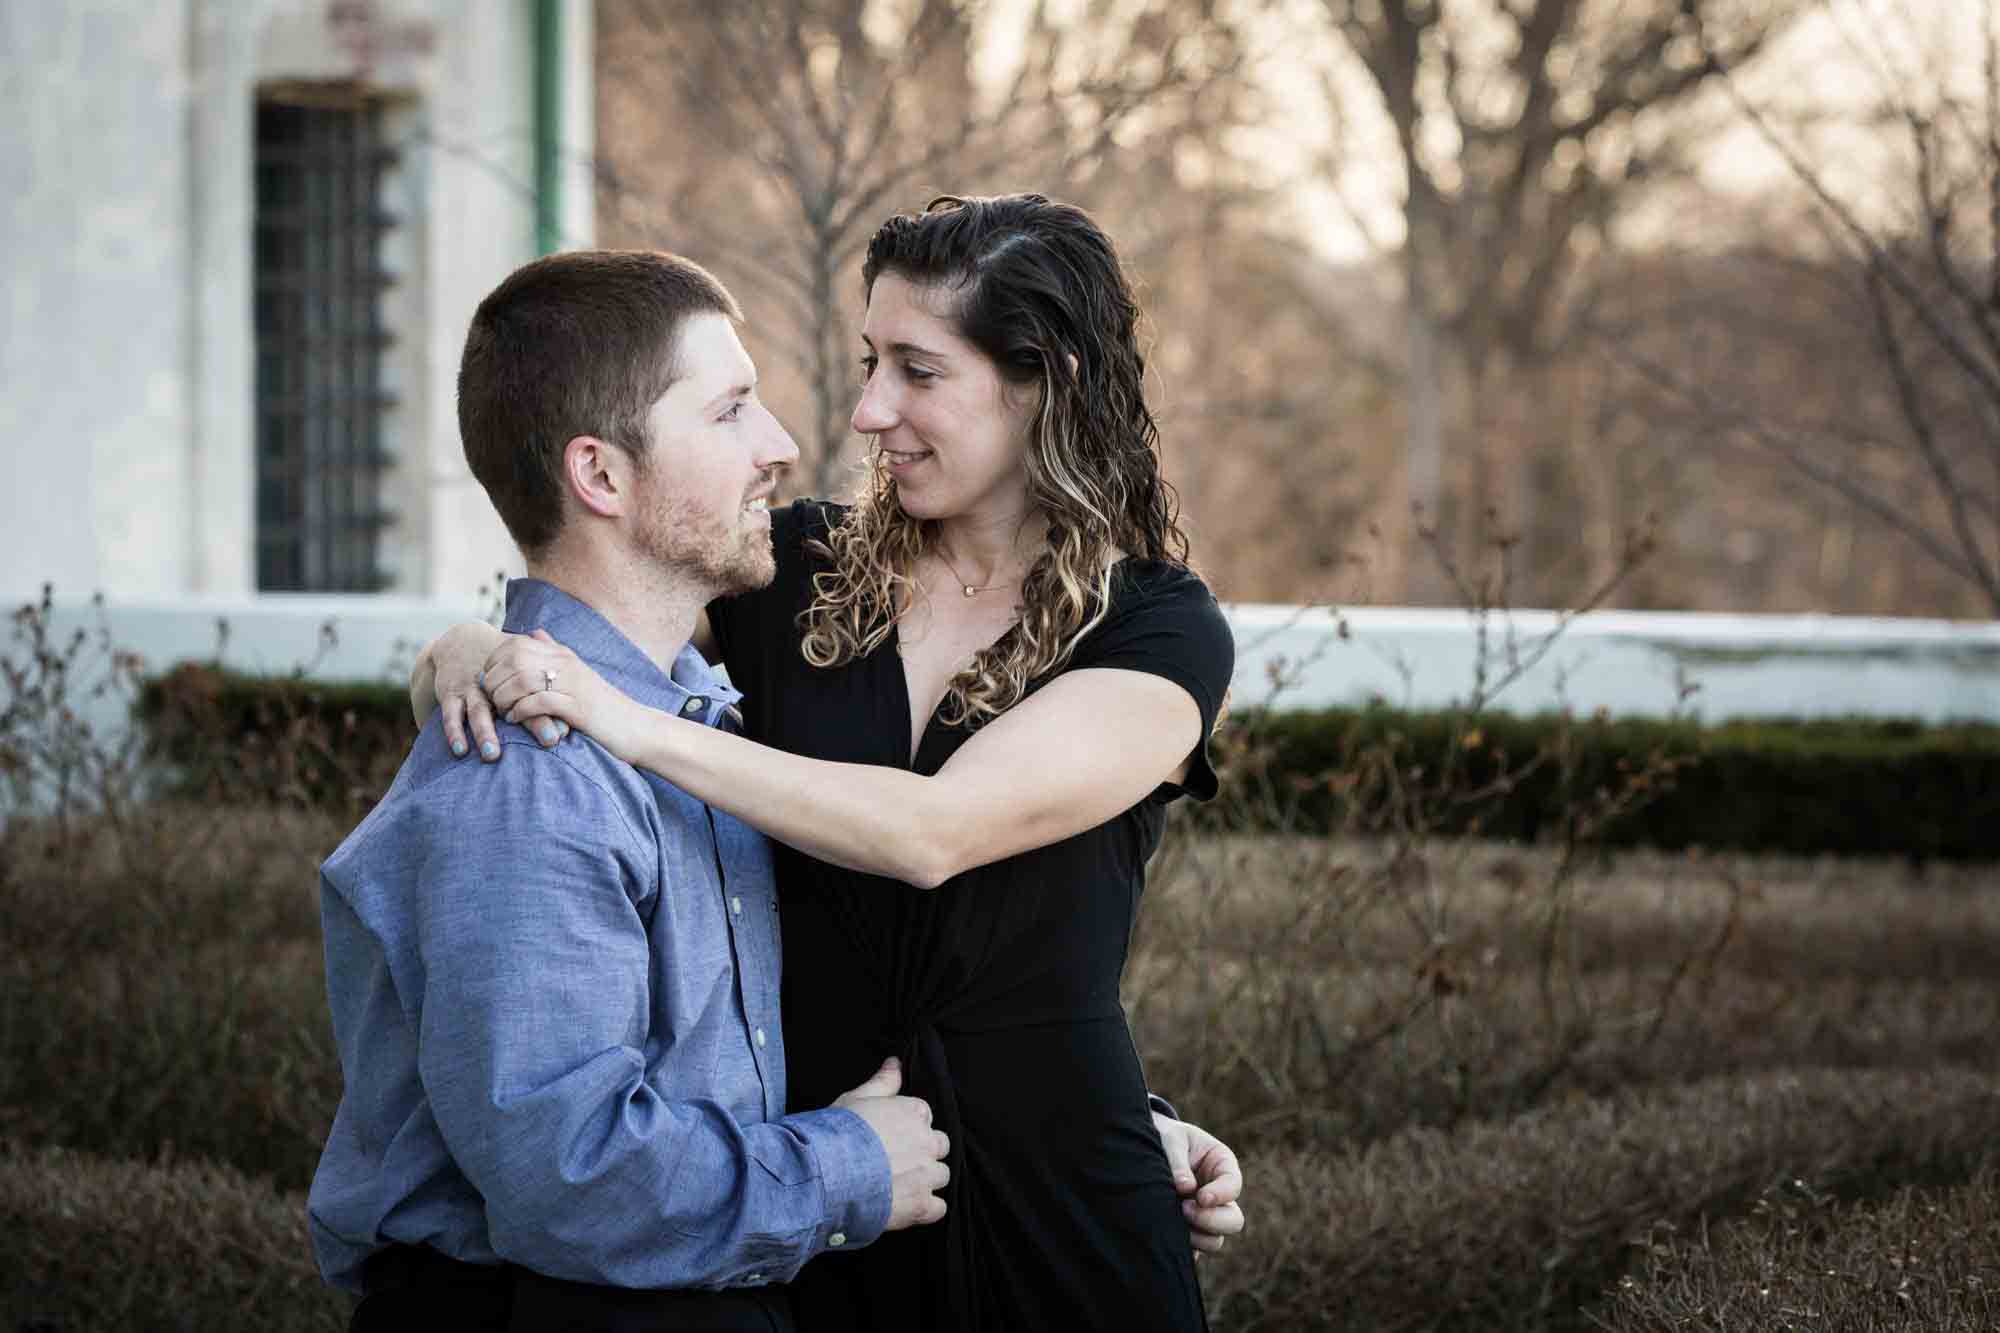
<box><xmin>0</xmin><ymin>1139</ymin><xmax>346</xmax><ymax>1332</ymax></box>
<box><xmin>130</xmin><ymin>665</ymin><xmax>2000</xmax><ymax>859</ymax></box>
<box><xmin>1214</xmin><ymin>707</ymin><xmax>2000</xmax><ymax>861</ymax></box>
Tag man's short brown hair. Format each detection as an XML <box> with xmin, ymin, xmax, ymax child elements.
<box><xmin>457</xmin><ymin>249</ymin><xmax>742</xmax><ymax>555</ymax></box>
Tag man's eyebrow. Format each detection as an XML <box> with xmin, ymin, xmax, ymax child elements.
<box><xmin>701</xmin><ymin>381</ymin><xmax>756</xmax><ymax>413</ymax></box>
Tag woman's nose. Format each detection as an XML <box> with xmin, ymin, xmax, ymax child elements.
<box><xmin>851</xmin><ymin>376</ymin><xmax>896</xmax><ymax>435</ymax></box>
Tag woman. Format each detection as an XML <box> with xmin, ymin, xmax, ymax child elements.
<box><xmin>419</xmin><ymin>194</ymin><xmax>1235</xmax><ymax>1330</ymax></box>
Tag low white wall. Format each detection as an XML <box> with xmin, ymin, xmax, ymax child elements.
<box><xmin>1228</xmin><ymin>605</ymin><xmax>2000</xmax><ymax>723</ymax></box>
<box><xmin>10</xmin><ymin>599</ymin><xmax>1996</xmax><ymax>759</ymax></box>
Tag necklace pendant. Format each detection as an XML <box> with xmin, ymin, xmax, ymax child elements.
<box><xmin>963</xmin><ymin>584</ymin><xmax>977</xmax><ymax>597</ymax></box>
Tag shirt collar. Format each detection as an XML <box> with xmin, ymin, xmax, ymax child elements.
<box><xmin>502</xmin><ymin>578</ymin><xmax>741</xmax><ymax>719</ymax></box>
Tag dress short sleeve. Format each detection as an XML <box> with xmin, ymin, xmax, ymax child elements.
<box><xmin>1061</xmin><ymin>563</ymin><xmax>1234</xmax><ymax>801</ymax></box>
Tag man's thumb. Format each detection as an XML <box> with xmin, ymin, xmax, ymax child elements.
<box><xmin>853</xmin><ymin>1055</ymin><xmax>902</xmax><ymax>1098</ymax></box>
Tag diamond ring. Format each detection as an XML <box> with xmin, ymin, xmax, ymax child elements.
<box><xmin>543</xmin><ymin>668</ymin><xmax>557</xmax><ymax>692</ymax></box>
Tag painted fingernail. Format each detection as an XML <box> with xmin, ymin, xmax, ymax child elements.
<box><xmin>556</xmin><ymin>721</ymin><xmax>569</xmax><ymax>738</ymax></box>
<box><xmin>451</xmin><ymin>739</ymin><xmax>468</xmax><ymax>757</ymax></box>
<box><xmin>539</xmin><ymin>724</ymin><xmax>559</xmax><ymax>744</ymax></box>
<box><xmin>480</xmin><ymin>741</ymin><xmax>499</xmax><ymax>760</ymax></box>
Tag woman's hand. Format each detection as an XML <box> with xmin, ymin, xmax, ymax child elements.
<box><xmin>482</xmin><ymin>629</ymin><xmax>654</xmax><ymax>767</ymax></box>
<box><xmin>416</xmin><ymin>621</ymin><xmax>546</xmax><ymax>761</ymax></box>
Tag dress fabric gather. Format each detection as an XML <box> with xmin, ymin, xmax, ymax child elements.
<box><xmin>707</xmin><ymin>500</ymin><xmax>1231</xmax><ymax>1333</ymax></box>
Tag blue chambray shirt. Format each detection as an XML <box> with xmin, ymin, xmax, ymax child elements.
<box><xmin>308</xmin><ymin>578</ymin><xmax>890</xmax><ymax>1293</ymax></box>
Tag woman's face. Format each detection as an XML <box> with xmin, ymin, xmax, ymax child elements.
<box><xmin>851</xmin><ymin>272</ymin><xmax>1037</xmax><ymax>526</ymax></box>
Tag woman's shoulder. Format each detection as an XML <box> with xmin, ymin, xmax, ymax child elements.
<box><xmin>1106</xmin><ymin>558</ymin><xmax>1222</xmax><ymax>616</ymax></box>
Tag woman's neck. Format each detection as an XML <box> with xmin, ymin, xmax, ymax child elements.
<box><xmin>931</xmin><ymin>508</ymin><xmax>1046</xmax><ymax>588</ymax></box>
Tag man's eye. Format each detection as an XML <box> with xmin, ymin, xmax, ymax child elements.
<box><xmin>906</xmin><ymin>364</ymin><xmax>937</xmax><ymax>383</ymax></box>
<box><xmin>859</xmin><ymin>356</ymin><xmax>878</xmax><ymax>381</ymax></box>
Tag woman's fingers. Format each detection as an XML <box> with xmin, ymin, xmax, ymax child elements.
<box><xmin>440</xmin><ymin>691</ymin><xmax>471</xmax><ymax>758</ymax></box>
<box><xmin>465</xmin><ymin>685</ymin><xmax>503</xmax><ymax>761</ymax></box>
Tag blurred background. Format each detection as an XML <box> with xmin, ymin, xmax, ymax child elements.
<box><xmin>6</xmin><ymin>0</ymin><xmax>1998</xmax><ymax>624</ymax></box>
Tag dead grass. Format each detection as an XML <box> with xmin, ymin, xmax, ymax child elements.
<box><xmin>1588</xmin><ymin>1161</ymin><xmax>2000</xmax><ymax>1332</ymax></box>
<box><xmin>1193</xmin><ymin>1066</ymin><xmax>2000</xmax><ymax>1332</ymax></box>
<box><xmin>1128</xmin><ymin>833</ymin><xmax>2000</xmax><ymax>1145</ymax></box>
<box><xmin>0</xmin><ymin>1138</ymin><xmax>346</xmax><ymax>1332</ymax></box>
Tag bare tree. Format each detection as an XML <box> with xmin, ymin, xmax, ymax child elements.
<box><xmin>596</xmin><ymin>0</ymin><xmax>1258</xmax><ymax>496</ymax></box>
<box><xmin>1307</xmin><ymin>0</ymin><xmax>1808</xmax><ymax>598</ymax></box>
<box><xmin>1603</xmin><ymin>0</ymin><xmax>2000</xmax><ymax>616</ymax></box>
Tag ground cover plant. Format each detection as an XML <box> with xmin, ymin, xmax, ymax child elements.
<box><xmin>1591</xmin><ymin>1161</ymin><xmax>2000</xmax><ymax>1332</ymax></box>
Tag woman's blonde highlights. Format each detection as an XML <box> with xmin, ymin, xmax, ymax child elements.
<box><xmin>799</xmin><ymin>194</ymin><xmax>1186</xmax><ymax>727</ymax></box>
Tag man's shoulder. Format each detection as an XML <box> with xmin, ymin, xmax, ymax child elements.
<box><xmin>324</xmin><ymin>718</ymin><xmax>666</xmax><ymax>890</ymax></box>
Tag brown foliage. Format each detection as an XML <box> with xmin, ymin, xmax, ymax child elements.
<box><xmin>1194</xmin><ymin>1067</ymin><xmax>2000</xmax><ymax>1332</ymax></box>
<box><xmin>0</xmin><ymin>1139</ymin><xmax>344</xmax><ymax>1332</ymax></box>
<box><xmin>1593</xmin><ymin>1162</ymin><xmax>2000</xmax><ymax>1332</ymax></box>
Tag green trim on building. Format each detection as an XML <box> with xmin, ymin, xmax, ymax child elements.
<box><xmin>533</xmin><ymin>0</ymin><xmax>562</xmax><ymax>255</ymax></box>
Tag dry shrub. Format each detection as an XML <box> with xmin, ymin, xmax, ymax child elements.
<box><xmin>1590</xmin><ymin>1163</ymin><xmax>2000</xmax><ymax>1332</ymax></box>
<box><xmin>0</xmin><ymin>1138</ymin><xmax>345</xmax><ymax>1332</ymax></box>
<box><xmin>1196</xmin><ymin>1066</ymin><xmax>2000</xmax><ymax>1332</ymax></box>
<box><xmin>0</xmin><ymin>802</ymin><xmax>347</xmax><ymax>1190</ymax></box>
<box><xmin>1129</xmin><ymin>836</ymin><xmax>2000</xmax><ymax>1145</ymax></box>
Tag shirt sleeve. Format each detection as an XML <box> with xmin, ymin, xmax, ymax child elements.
<box><xmin>408</xmin><ymin>747</ymin><xmax>890</xmax><ymax>1289</ymax></box>
<box><xmin>1063</xmin><ymin>565</ymin><xmax>1235</xmax><ymax>801</ymax></box>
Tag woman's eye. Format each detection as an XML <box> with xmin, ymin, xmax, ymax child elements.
<box><xmin>720</xmin><ymin>402</ymin><xmax>743</xmax><ymax>422</ymax></box>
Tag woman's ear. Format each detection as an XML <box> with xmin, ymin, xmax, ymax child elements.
<box><xmin>562</xmin><ymin>435</ymin><xmax>630</xmax><ymax>520</ymax></box>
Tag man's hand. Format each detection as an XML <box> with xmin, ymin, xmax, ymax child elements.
<box><xmin>836</xmin><ymin>1057</ymin><xmax>950</xmax><ymax>1232</ymax></box>
<box><xmin>1152</xmin><ymin>1111</ymin><xmax>1245</xmax><ymax>1258</ymax></box>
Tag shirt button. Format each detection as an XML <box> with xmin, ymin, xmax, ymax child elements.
<box><xmin>754</xmin><ymin>1027</ymin><xmax>767</xmax><ymax>1048</ymax></box>
<box><xmin>828</xmin><ymin>1232</ymin><xmax>846</xmax><ymax>1248</ymax></box>
<box><xmin>730</xmin><ymin>895</ymin><xmax>743</xmax><ymax>916</ymax></box>
<box><xmin>681</xmin><ymin>696</ymin><xmax>706</xmax><ymax>716</ymax></box>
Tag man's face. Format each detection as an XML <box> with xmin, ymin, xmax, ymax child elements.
<box><xmin>628</xmin><ymin>312</ymin><xmax>799</xmax><ymax>596</ymax></box>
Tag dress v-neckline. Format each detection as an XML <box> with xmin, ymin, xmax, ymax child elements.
<box><xmin>890</xmin><ymin>621</ymin><xmax>944</xmax><ymax>770</ymax></box>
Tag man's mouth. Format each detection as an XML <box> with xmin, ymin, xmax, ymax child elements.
<box><xmin>743</xmin><ymin>497</ymin><xmax>770</xmax><ymax>514</ymax></box>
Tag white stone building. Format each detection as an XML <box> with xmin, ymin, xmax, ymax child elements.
<box><xmin>2</xmin><ymin>0</ymin><xmax>593</xmax><ymax>608</ymax></box>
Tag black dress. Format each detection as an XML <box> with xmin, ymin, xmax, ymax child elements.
<box><xmin>707</xmin><ymin>500</ymin><xmax>1232</xmax><ymax>1333</ymax></box>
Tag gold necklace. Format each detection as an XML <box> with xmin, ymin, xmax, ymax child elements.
<box><xmin>935</xmin><ymin>543</ymin><xmax>1013</xmax><ymax>598</ymax></box>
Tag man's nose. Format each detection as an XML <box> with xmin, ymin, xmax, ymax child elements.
<box><xmin>757</xmin><ymin>409</ymin><xmax>802</xmax><ymax>469</ymax></box>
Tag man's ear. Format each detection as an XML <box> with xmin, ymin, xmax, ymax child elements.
<box><xmin>562</xmin><ymin>435</ymin><xmax>630</xmax><ymax>520</ymax></box>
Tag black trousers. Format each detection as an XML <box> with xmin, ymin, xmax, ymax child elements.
<box><xmin>351</xmin><ymin>1246</ymin><xmax>797</xmax><ymax>1333</ymax></box>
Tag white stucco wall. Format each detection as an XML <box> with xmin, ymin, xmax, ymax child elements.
<box><xmin>3</xmin><ymin>1</ymin><xmax>199</xmax><ymax>600</ymax></box>
<box><xmin>1</xmin><ymin>0</ymin><xmax>594</xmax><ymax>607</ymax></box>
<box><xmin>1228</xmin><ymin>605</ymin><xmax>2000</xmax><ymax>723</ymax></box>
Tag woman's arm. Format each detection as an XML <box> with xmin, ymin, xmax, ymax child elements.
<box><xmin>483</xmin><ymin>631</ymin><xmax>1202</xmax><ymax>889</ymax></box>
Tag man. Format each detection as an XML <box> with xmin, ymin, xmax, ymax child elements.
<box><xmin>309</xmin><ymin>250</ymin><xmax>950</xmax><ymax>1330</ymax></box>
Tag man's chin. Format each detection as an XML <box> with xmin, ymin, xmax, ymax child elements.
<box><xmin>716</xmin><ymin>549</ymin><xmax>777</xmax><ymax>597</ymax></box>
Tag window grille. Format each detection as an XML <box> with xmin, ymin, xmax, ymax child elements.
<box><xmin>253</xmin><ymin>94</ymin><xmax>398</xmax><ymax>592</ymax></box>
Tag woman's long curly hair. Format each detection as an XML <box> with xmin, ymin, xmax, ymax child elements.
<box><xmin>799</xmin><ymin>193</ymin><xmax>1190</xmax><ymax>727</ymax></box>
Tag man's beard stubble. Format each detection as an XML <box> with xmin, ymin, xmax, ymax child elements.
<box><xmin>633</xmin><ymin>490</ymin><xmax>776</xmax><ymax>599</ymax></box>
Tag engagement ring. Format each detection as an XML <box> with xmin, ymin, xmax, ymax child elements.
<box><xmin>543</xmin><ymin>668</ymin><xmax>557</xmax><ymax>692</ymax></box>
